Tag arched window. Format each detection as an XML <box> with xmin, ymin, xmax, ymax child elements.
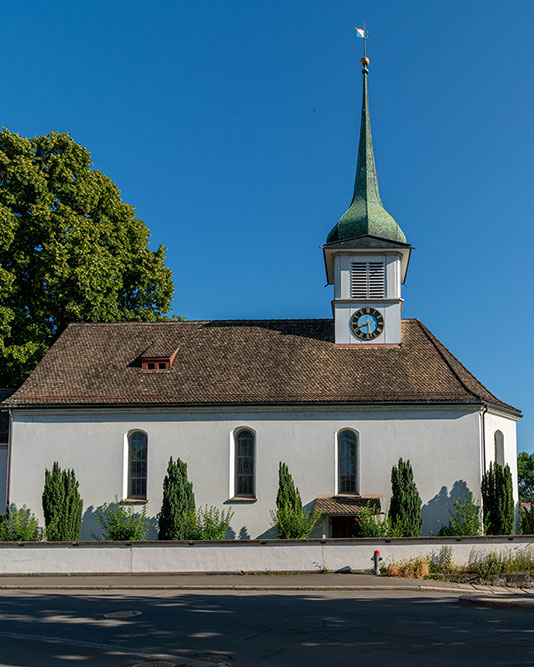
<box><xmin>494</xmin><ymin>430</ymin><xmax>505</xmax><ymax>467</ymax></box>
<box><xmin>235</xmin><ymin>429</ymin><xmax>255</xmax><ymax>497</ymax></box>
<box><xmin>338</xmin><ymin>430</ymin><xmax>357</xmax><ymax>494</ymax></box>
<box><xmin>128</xmin><ymin>431</ymin><xmax>148</xmax><ymax>500</ymax></box>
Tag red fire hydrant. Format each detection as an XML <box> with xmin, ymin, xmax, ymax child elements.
<box><xmin>372</xmin><ymin>550</ymin><xmax>382</xmax><ymax>576</ymax></box>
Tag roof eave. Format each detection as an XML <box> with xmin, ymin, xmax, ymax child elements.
<box><xmin>323</xmin><ymin>237</ymin><xmax>412</xmax><ymax>285</ymax></box>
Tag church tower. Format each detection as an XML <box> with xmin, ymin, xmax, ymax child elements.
<box><xmin>323</xmin><ymin>57</ymin><xmax>411</xmax><ymax>345</ymax></box>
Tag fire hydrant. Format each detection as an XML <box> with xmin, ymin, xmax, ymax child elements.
<box><xmin>372</xmin><ymin>550</ymin><xmax>382</xmax><ymax>576</ymax></box>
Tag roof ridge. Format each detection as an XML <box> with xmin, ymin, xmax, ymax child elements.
<box><xmin>66</xmin><ymin>319</ymin><xmax>336</xmax><ymax>326</ymax></box>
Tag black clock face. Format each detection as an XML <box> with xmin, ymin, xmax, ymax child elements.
<box><xmin>351</xmin><ymin>307</ymin><xmax>384</xmax><ymax>340</ymax></box>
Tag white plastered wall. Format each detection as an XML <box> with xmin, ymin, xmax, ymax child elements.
<box><xmin>9</xmin><ymin>405</ymin><xmax>489</xmax><ymax>539</ymax></box>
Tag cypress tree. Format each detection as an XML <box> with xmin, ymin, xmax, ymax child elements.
<box><xmin>389</xmin><ymin>458</ymin><xmax>422</xmax><ymax>536</ymax></box>
<box><xmin>157</xmin><ymin>457</ymin><xmax>195</xmax><ymax>540</ymax></box>
<box><xmin>276</xmin><ymin>462</ymin><xmax>302</xmax><ymax>512</ymax></box>
<box><xmin>481</xmin><ymin>462</ymin><xmax>514</xmax><ymax>535</ymax></box>
<box><xmin>42</xmin><ymin>462</ymin><xmax>83</xmax><ymax>541</ymax></box>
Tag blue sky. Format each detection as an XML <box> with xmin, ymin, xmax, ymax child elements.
<box><xmin>3</xmin><ymin>1</ymin><xmax>533</xmax><ymax>451</ymax></box>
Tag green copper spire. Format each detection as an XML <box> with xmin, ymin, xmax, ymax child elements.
<box><xmin>326</xmin><ymin>59</ymin><xmax>407</xmax><ymax>244</ymax></box>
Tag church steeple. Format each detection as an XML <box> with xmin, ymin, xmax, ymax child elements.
<box><xmin>323</xmin><ymin>55</ymin><xmax>411</xmax><ymax>346</ymax></box>
<box><xmin>326</xmin><ymin>58</ymin><xmax>407</xmax><ymax>245</ymax></box>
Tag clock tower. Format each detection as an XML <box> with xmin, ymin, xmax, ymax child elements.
<box><xmin>323</xmin><ymin>57</ymin><xmax>411</xmax><ymax>346</ymax></box>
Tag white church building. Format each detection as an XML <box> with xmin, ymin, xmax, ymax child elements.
<box><xmin>3</xmin><ymin>58</ymin><xmax>521</xmax><ymax>539</ymax></box>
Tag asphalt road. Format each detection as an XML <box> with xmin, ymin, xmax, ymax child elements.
<box><xmin>0</xmin><ymin>589</ymin><xmax>532</xmax><ymax>666</ymax></box>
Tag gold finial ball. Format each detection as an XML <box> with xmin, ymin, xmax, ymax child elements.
<box><xmin>361</xmin><ymin>56</ymin><xmax>370</xmax><ymax>67</ymax></box>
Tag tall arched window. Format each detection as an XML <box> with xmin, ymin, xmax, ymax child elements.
<box><xmin>494</xmin><ymin>430</ymin><xmax>505</xmax><ymax>467</ymax></box>
<box><xmin>235</xmin><ymin>429</ymin><xmax>255</xmax><ymax>497</ymax></box>
<box><xmin>128</xmin><ymin>431</ymin><xmax>148</xmax><ymax>500</ymax></box>
<box><xmin>338</xmin><ymin>430</ymin><xmax>357</xmax><ymax>494</ymax></box>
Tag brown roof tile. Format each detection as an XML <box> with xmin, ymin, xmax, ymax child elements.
<box><xmin>314</xmin><ymin>496</ymin><xmax>381</xmax><ymax>515</ymax></box>
<box><xmin>3</xmin><ymin>319</ymin><xmax>520</xmax><ymax>413</ymax></box>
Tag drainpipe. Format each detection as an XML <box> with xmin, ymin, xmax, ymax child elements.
<box><xmin>479</xmin><ymin>405</ymin><xmax>488</xmax><ymax>528</ymax></box>
<box><xmin>480</xmin><ymin>405</ymin><xmax>488</xmax><ymax>476</ymax></box>
<box><xmin>5</xmin><ymin>409</ymin><xmax>13</xmax><ymax>511</ymax></box>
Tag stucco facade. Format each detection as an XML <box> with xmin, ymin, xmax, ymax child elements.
<box><xmin>8</xmin><ymin>404</ymin><xmax>519</xmax><ymax>539</ymax></box>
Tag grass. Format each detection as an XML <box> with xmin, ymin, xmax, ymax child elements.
<box><xmin>383</xmin><ymin>546</ymin><xmax>534</xmax><ymax>580</ymax></box>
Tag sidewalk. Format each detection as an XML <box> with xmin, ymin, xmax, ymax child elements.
<box><xmin>0</xmin><ymin>572</ymin><xmax>532</xmax><ymax>595</ymax></box>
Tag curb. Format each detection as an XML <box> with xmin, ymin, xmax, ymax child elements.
<box><xmin>0</xmin><ymin>583</ymin><xmax>468</xmax><ymax>593</ymax></box>
<box><xmin>459</xmin><ymin>594</ymin><xmax>534</xmax><ymax>611</ymax></box>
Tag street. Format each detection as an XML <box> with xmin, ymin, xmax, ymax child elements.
<box><xmin>0</xmin><ymin>588</ymin><xmax>533</xmax><ymax>666</ymax></box>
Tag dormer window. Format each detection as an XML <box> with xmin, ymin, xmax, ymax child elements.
<box><xmin>140</xmin><ymin>344</ymin><xmax>178</xmax><ymax>372</ymax></box>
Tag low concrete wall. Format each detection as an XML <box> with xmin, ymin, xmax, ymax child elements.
<box><xmin>1</xmin><ymin>536</ymin><xmax>533</xmax><ymax>575</ymax></box>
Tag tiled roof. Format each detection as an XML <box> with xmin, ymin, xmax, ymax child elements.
<box><xmin>314</xmin><ymin>496</ymin><xmax>381</xmax><ymax>516</ymax></box>
<box><xmin>3</xmin><ymin>319</ymin><xmax>519</xmax><ymax>413</ymax></box>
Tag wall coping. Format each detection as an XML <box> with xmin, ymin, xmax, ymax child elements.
<box><xmin>1</xmin><ymin>535</ymin><xmax>533</xmax><ymax>547</ymax></box>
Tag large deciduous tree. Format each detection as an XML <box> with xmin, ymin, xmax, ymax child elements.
<box><xmin>0</xmin><ymin>129</ymin><xmax>175</xmax><ymax>386</ymax></box>
<box><xmin>517</xmin><ymin>452</ymin><xmax>534</xmax><ymax>502</ymax></box>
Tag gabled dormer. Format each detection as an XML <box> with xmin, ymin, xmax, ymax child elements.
<box><xmin>323</xmin><ymin>57</ymin><xmax>411</xmax><ymax>346</ymax></box>
<box><xmin>140</xmin><ymin>342</ymin><xmax>179</xmax><ymax>371</ymax></box>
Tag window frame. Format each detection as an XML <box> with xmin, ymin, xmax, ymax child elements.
<box><xmin>127</xmin><ymin>430</ymin><xmax>148</xmax><ymax>501</ymax></box>
<box><xmin>234</xmin><ymin>428</ymin><xmax>256</xmax><ymax>498</ymax></box>
<box><xmin>337</xmin><ymin>429</ymin><xmax>358</xmax><ymax>495</ymax></box>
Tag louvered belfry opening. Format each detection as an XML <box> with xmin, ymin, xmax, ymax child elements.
<box><xmin>350</xmin><ymin>261</ymin><xmax>385</xmax><ymax>299</ymax></box>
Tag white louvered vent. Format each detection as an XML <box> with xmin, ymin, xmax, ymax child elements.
<box><xmin>350</xmin><ymin>261</ymin><xmax>385</xmax><ymax>299</ymax></box>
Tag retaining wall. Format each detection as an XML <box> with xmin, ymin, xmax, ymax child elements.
<box><xmin>1</xmin><ymin>536</ymin><xmax>533</xmax><ymax>575</ymax></box>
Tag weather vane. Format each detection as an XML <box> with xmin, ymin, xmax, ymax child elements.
<box><xmin>354</xmin><ymin>22</ymin><xmax>371</xmax><ymax>65</ymax></box>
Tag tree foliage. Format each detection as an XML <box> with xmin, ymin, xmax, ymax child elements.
<box><xmin>389</xmin><ymin>458</ymin><xmax>422</xmax><ymax>536</ymax></box>
<box><xmin>271</xmin><ymin>462</ymin><xmax>320</xmax><ymax>539</ymax></box>
<box><xmin>42</xmin><ymin>462</ymin><xmax>83</xmax><ymax>541</ymax></box>
<box><xmin>517</xmin><ymin>452</ymin><xmax>534</xmax><ymax>502</ymax></box>
<box><xmin>276</xmin><ymin>462</ymin><xmax>302</xmax><ymax>512</ymax></box>
<box><xmin>519</xmin><ymin>505</ymin><xmax>534</xmax><ymax>535</ymax></box>
<box><xmin>0</xmin><ymin>129</ymin><xmax>175</xmax><ymax>386</ymax></box>
<box><xmin>481</xmin><ymin>462</ymin><xmax>514</xmax><ymax>535</ymax></box>
<box><xmin>157</xmin><ymin>457</ymin><xmax>195</xmax><ymax>540</ymax></box>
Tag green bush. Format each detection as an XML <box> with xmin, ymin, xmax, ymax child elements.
<box><xmin>42</xmin><ymin>462</ymin><xmax>83</xmax><ymax>541</ymax></box>
<box><xmin>271</xmin><ymin>462</ymin><xmax>320</xmax><ymax>539</ymax></box>
<box><xmin>439</xmin><ymin>495</ymin><xmax>482</xmax><ymax>536</ymax></box>
<box><xmin>0</xmin><ymin>505</ymin><xmax>41</xmax><ymax>541</ymax></box>
<box><xmin>481</xmin><ymin>462</ymin><xmax>514</xmax><ymax>535</ymax></box>
<box><xmin>355</xmin><ymin>501</ymin><xmax>402</xmax><ymax>537</ymax></box>
<box><xmin>389</xmin><ymin>458</ymin><xmax>422</xmax><ymax>536</ymax></box>
<box><xmin>158</xmin><ymin>457</ymin><xmax>195</xmax><ymax>540</ymax></box>
<box><xmin>270</xmin><ymin>503</ymin><xmax>321</xmax><ymax>539</ymax></box>
<box><xmin>520</xmin><ymin>505</ymin><xmax>534</xmax><ymax>535</ymax></box>
<box><xmin>92</xmin><ymin>498</ymin><xmax>151</xmax><ymax>541</ymax></box>
<box><xmin>184</xmin><ymin>506</ymin><xmax>234</xmax><ymax>540</ymax></box>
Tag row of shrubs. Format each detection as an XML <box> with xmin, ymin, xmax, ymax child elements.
<box><xmin>354</xmin><ymin>459</ymin><xmax>531</xmax><ymax>538</ymax></box>
<box><xmin>0</xmin><ymin>458</ymin><xmax>235</xmax><ymax>542</ymax></box>
<box><xmin>0</xmin><ymin>458</ymin><xmax>318</xmax><ymax>541</ymax></box>
<box><xmin>2</xmin><ymin>457</ymin><xmax>530</xmax><ymax>541</ymax></box>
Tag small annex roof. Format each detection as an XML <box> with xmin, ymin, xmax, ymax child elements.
<box><xmin>4</xmin><ymin>319</ymin><xmax>519</xmax><ymax>414</ymax></box>
<box><xmin>314</xmin><ymin>495</ymin><xmax>381</xmax><ymax>516</ymax></box>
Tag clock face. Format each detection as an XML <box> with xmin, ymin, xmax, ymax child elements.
<box><xmin>351</xmin><ymin>307</ymin><xmax>384</xmax><ymax>340</ymax></box>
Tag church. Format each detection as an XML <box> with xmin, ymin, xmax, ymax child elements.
<box><xmin>3</xmin><ymin>57</ymin><xmax>521</xmax><ymax>539</ymax></box>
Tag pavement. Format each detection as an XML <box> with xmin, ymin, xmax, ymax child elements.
<box><xmin>0</xmin><ymin>572</ymin><xmax>533</xmax><ymax>606</ymax></box>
